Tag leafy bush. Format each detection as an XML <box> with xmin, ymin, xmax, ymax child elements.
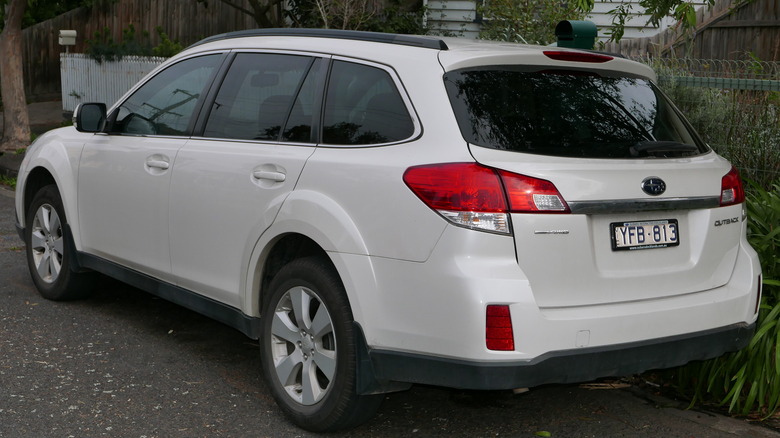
<box><xmin>477</xmin><ymin>0</ymin><xmax>589</xmax><ymax>45</ymax></box>
<box><xmin>670</xmin><ymin>181</ymin><xmax>780</xmax><ymax>417</ymax></box>
<box><xmin>647</xmin><ymin>59</ymin><xmax>780</xmax><ymax>418</ymax></box>
<box><xmin>86</xmin><ymin>25</ymin><xmax>182</xmax><ymax>63</ymax></box>
<box><xmin>653</xmin><ymin>62</ymin><xmax>780</xmax><ymax>189</ymax></box>
<box><xmin>286</xmin><ymin>0</ymin><xmax>426</xmax><ymax>34</ymax></box>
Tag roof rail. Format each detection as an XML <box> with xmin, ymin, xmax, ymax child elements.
<box><xmin>188</xmin><ymin>28</ymin><xmax>449</xmax><ymax>51</ymax></box>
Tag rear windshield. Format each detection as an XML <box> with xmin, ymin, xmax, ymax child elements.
<box><xmin>444</xmin><ymin>67</ymin><xmax>708</xmax><ymax>159</ymax></box>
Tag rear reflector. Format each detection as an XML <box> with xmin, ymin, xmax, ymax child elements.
<box><xmin>486</xmin><ymin>305</ymin><xmax>514</xmax><ymax>351</ymax></box>
<box><xmin>720</xmin><ymin>166</ymin><xmax>745</xmax><ymax>206</ymax></box>
<box><xmin>543</xmin><ymin>50</ymin><xmax>613</xmax><ymax>63</ymax></box>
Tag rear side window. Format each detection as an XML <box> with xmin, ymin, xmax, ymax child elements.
<box><xmin>322</xmin><ymin>61</ymin><xmax>414</xmax><ymax>145</ymax></box>
<box><xmin>444</xmin><ymin>67</ymin><xmax>708</xmax><ymax>159</ymax></box>
<box><xmin>203</xmin><ymin>53</ymin><xmax>318</xmax><ymax>142</ymax></box>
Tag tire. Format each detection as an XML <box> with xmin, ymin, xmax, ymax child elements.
<box><xmin>25</xmin><ymin>185</ymin><xmax>95</xmax><ymax>301</ymax></box>
<box><xmin>261</xmin><ymin>256</ymin><xmax>383</xmax><ymax>432</ymax></box>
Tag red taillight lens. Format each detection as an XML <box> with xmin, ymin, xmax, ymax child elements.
<box><xmin>403</xmin><ymin>163</ymin><xmax>507</xmax><ymax>212</ymax></box>
<box><xmin>499</xmin><ymin>171</ymin><xmax>570</xmax><ymax>213</ymax></box>
<box><xmin>543</xmin><ymin>50</ymin><xmax>613</xmax><ymax>63</ymax></box>
<box><xmin>720</xmin><ymin>166</ymin><xmax>745</xmax><ymax>206</ymax></box>
<box><xmin>403</xmin><ymin>163</ymin><xmax>569</xmax><ymax>233</ymax></box>
<box><xmin>486</xmin><ymin>305</ymin><xmax>514</xmax><ymax>351</ymax></box>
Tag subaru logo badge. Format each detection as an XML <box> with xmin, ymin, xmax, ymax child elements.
<box><xmin>641</xmin><ymin>177</ymin><xmax>666</xmax><ymax>196</ymax></box>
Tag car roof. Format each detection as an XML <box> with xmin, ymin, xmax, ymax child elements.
<box><xmin>182</xmin><ymin>29</ymin><xmax>655</xmax><ymax>80</ymax></box>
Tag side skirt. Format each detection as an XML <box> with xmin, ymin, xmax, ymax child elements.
<box><xmin>66</xmin><ymin>226</ymin><xmax>262</xmax><ymax>339</ymax></box>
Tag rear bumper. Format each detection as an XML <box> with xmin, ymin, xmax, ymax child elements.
<box><xmin>359</xmin><ymin>322</ymin><xmax>754</xmax><ymax>392</ymax></box>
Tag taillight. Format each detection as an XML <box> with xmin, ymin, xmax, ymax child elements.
<box><xmin>403</xmin><ymin>163</ymin><xmax>569</xmax><ymax>234</ymax></box>
<box><xmin>543</xmin><ymin>50</ymin><xmax>613</xmax><ymax>63</ymax></box>
<box><xmin>499</xmin><ymin>170</ymin><xmax>570</xmax><ymax>213</ymax></box>
<box><xmin>486</xmin><ymin>305</ymin><xmax>514</xmax><ymax>351</ymax></box>
<box><xmin>720</xmin><ymin>166</ymin><xmax>745</xmax><ymax>206</ymax></box>
<box><xmin>403</xmin><ymin>163</ymin><xmax>509</xmax><ymax>233</ymax></box>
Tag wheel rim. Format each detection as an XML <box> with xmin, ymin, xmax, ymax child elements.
<box><xmin>270</xmin><ymin>286</ymin><xmax>337</xmax><ymax>406</ymax></box>
<box><xmin>30</xmin><ymin>203</ymin><xmax>64</xmax><ymax>284</ymax></box>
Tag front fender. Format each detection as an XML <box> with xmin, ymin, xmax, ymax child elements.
<box><xmin>16</xmin><ymin>127</ymin><xmax>86</xmax><ymax>248</ymax></box>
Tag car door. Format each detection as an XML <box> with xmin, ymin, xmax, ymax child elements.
<box><xmin>78</xmin><ymin>54</ymin><xmax>224</xmax><ymax>279</ymax></box>
<box><xmin>167</xmin><ymin>53</ymin><xmax>323</xmax><ymax>306</ymax></box>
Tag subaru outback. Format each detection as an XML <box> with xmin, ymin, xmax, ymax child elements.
<box><xmin>14</xmin><ymin>29</ymin><xmax>761</xmax><ymax>431</ymax></box>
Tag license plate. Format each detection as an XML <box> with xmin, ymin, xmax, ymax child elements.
<box><xmin>611</xmin><ymin>219</ymin><xmax>679</xmax><ymax>251</ymax></box>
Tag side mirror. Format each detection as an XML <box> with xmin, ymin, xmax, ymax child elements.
<box><xmin>73</xmin><ymin>103</ymin><xmax>107</xmax><ymax>132</ymax></box>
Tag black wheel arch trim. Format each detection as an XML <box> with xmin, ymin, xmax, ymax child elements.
<box><xmin>354</xmin><ymin>321</ymin><xmax>755</xmax><ymax>393</ymax></box>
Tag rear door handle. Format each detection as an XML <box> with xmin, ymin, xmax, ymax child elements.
<box><xmin>146</xmin><ymin>160</ymin><xmax>170</xmax><ymax>170</ymax></box>
<box><xmin>252</xmin><ymin>170</ymin><xmax>286</xmax><ymax>182</ymax></box>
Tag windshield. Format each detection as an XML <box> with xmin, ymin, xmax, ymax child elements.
<box><xmin>444</xmin><ymin>67</ymin><xmax>708</xmax><ymax>159</ymax></box>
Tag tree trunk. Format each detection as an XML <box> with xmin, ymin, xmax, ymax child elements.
<box><xmin>0</xmin><ymin>0</ymin><xmax>31</xmax><ymax>154</ymax></box>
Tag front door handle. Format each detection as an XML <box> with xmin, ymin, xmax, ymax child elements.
<box><xmin>252</xmin><ymin>170</ymin><xmax>286</xmax><ymax>182</ymax></box>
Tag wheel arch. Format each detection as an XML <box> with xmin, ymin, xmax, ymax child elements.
<box><xmin>18</xmin><ymin>131</ymin><xmax>84</xmax><ymax>249</ymax></box>
<box><xmin>22</xmin><ymin>167</ymin><xmax>57</xmax><ymax>222</ymax></box>
<box><xmin>243</xmin><ymin>190</ymin><xmax>373</xmax><ymax>319</ymax></box>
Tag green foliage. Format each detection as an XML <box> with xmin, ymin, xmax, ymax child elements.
<box><xmin>363</xmin><ymin>2</ymin><xmax>427</xmax><ymax>35</ymax></box>
<box><xmin>670</xmin><ymin>181</ymin><xmax>780</xmax><ymax>417</ymax></box>
<box><xmin>151</xmin><ymin>27</ymin><xmax>183</xmax><ymax>57</ymax></box>
<box><xmin>0</xmin><ymin>0</ymin><xmax>116</xmax><ymax>30</ymax></box>
<box><xmin>652</xmin><ymin>62</ymin><xmax>780</xmax><ymax>189</ymax></box>
<box><xmin>477</xmin><ymin>0</ymin><xmax>590</xmax><ymax>45</ymax></box>
<box><xmin>649</xmin><ymin>57</ymin><xmax>780</xmax><ymax>418</ymax></box>
<box><xmin>606</xmin><ymin>0</ymin><xmax>717</xmax><ymax>42</ymax></box>
<box><xmin>286</xmin><ymin>0</ymin><xmax>426</xmax><ymax>34</ymax></box>
<box><xmin>86</xmin><ymin>24</ymin><xmax>182</xmax><ymax>63</ymax></box>
<box><xmin>0</xmin><ymin>174</ymin><xmax>16</xmax><ymax>189</ymax></box>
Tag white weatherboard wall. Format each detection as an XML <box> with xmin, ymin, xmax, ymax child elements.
<box><xmin>425</xmin><ymin>0</ymin><xmax>481</xmax><ymax>38</ymax></box>
<box><xmin>60</xmin><ymin>53</ymin><xmax>165</xmax><ymax>112</ymax></box>
<box><xmin>423</xmin><ymin>0</ymin><xmax>707</xmax><ymax>41</ymax></box>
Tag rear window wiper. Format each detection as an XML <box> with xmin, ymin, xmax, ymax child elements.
<box><xmin>630</xmin><ymin>141</ymin><xmax>699</xmax><ymax>158</ymax></box>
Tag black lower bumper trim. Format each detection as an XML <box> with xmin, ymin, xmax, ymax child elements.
<box><xmin>365</xmin><ymin>323</ymin><xmax>754</xmax><ymax>391</ymax></box>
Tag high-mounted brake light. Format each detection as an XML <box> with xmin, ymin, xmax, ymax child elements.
<box><xmin>403</xmin><ymin>163</ymin><xmax>570</xmax><ymax>234</ymax></box>
<box><xmin>543</xmin><ymin>50</ymin><xmax>613</xmax><ymax>63</ymax></box>
<box><xmin>720</xmin><ymin>166</ymin><xmax>745</xmax><ymax>206</ymax></box>
<box><xmin>486</xmin><ymin>305</ymin><xmax>514</xmax><ymax>351</ymax></box>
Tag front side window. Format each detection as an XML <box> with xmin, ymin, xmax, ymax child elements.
<box><xmin>203</xmin><ymin>53</ymin><xmax>318</xmax><ymax>142</ymax></box>
<box><xmin>112</xmin><ymin>55</ymin><xmax>221</xmax><ymax>136</ymax></box>
<box><xmin>445</xmin><ymin>67</ymin><xmax>708</xmax><ymax>159</ymax></box>
<box><xmin>322</xmin><ymin>61</ymin><xmax>414</xmax><ymax>145</ymax></box>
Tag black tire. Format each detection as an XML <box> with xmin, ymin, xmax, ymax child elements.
<box><xmin>25</xmin><ymin>184</ymin><xmax>95</xmax><ymax>300</ymax></box>
<box><xmin>260</xmin><ymin>256</ymin><xmax>383</xmax><ymax>432</ymax></box>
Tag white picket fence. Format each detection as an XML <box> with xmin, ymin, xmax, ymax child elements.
<box><xmin>60</xmin><ymin>53</ymin><xmax>166</xmax><ymax>113</ymax></box>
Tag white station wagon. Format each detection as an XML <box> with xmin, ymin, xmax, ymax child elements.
<box><xmin>15</xmin><ymin>29</ymin><xmax>762</xmax><ymax>431</ymax></box>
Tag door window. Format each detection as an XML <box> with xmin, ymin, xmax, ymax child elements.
<box><xmin>112</xmin><ymin>55</ymin><xmax>222</xmax><ymax>136</ymax></box>
<box><xmin>203</xmin><ymin>53</ymin><xmax>318</xmax><ymax>142</ymax></box>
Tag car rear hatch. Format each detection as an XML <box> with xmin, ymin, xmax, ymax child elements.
<box><xmin>442</xmin><ymin>52</ymin><xmax>746</xmax><ymax>308</ymax></box>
